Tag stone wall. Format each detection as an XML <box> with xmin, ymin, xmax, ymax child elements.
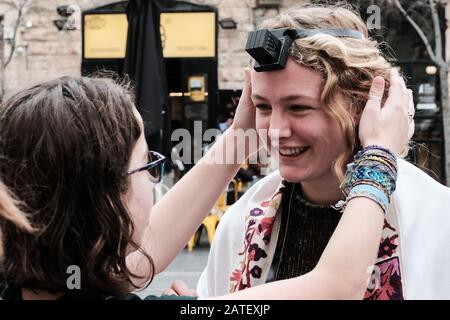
<box><xmin>0</xmin><ymin>0</ymin><xmax>304</xmax><ymax>97</ymax></box>
<box><xmin>2</xmin><ymin>0</ymin><xmax>449</xmax><ymax>94</ymax></box>
<box><xmin>0</xmin><ymin>0</ymin><xmax>115</xmax><ymax>97</ymax></box>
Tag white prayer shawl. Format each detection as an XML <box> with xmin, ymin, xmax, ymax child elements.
<box><xmin>197</xmin><ymin>159</ymin><xmax>450</xmax><ymax>299</ymax></box>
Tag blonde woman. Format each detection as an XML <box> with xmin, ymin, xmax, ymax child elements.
<box><xmin>197</xmin><ymin>4</ymin><xmax>450</xmax><ymax>300</ymax></box>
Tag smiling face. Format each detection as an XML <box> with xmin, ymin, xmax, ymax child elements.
<box><xmin>253</xmin><ymin>58</ymin><xmax>349</xmax><ymax>186</ymax></box>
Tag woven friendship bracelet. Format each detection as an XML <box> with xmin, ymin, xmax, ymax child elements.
<box><xmin>339</xmin><ymin>145</ymin><xmax>399</xmax><ymax>215</ymax></box>
<box><xmin>346</xmin><ymin>184</ymin><xmax>389</xmax><ymax>213</ymax></box>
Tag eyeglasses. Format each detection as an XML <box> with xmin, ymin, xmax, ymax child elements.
<box><xmin>127</xmin><ymin>151</ymin><xmax>166</xmax><ymax>183</ymax></box>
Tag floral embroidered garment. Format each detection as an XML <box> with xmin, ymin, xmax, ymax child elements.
<box><xmin>228</xmin><ymin>181</ymin><xmax>404</xmax><ymax>299</ymax></box>
<box><xmin>197</xmin><ymin>159</ymin><xmax>450</xmax><ymax>299</ymax></box>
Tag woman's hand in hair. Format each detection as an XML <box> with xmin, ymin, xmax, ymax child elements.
<box><xmin>359</xmin><ymin>68</ymin><xmax>414</xmax><ymax>155</ymax></box>
<box><xmin>230</xmin><ymin>68</ymin><xmax>255</xmax><ymax>132</ymax></box>
<box><xmin>227</xmin><ymin>68</ymin><xmax>264</xmax><ymax>160</ymax></box>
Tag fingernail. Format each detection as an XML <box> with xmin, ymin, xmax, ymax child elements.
<box><xmin>372</xmin><ymin>76</ymin><xmax>384</xmax><ymax>88</ymax></box>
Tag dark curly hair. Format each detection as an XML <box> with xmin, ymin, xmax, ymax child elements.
<box><xmin>0</xmin><ymin>76</ymin><xmax>155</xmax><ymax>297</ymax></box>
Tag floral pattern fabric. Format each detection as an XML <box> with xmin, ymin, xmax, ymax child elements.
<box><xmin>229</xmin><ymin>189</ymin><xmax>404</xmax><ymax>300</ymax></box>
<box><xmin>229</xmin><ymin>194</ymin><xmax>281</xmax><ymax>292</ymax></box>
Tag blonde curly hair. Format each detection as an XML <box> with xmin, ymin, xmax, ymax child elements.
<box><xmin>258</xmin><ymin>3</ymin><xmax>393</xmax><ymax>180</ymax></box>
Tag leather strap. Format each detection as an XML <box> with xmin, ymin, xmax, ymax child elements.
<box><xmin>293</xmin><ymin>28</ymin><xmax>364</xmax><ymax>40</ymax></box>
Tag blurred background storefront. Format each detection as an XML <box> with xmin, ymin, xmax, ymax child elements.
<box><xmin>81</xmin><ymin>0</ymin><xmax>218</xmax><ymax>161</ymax></box>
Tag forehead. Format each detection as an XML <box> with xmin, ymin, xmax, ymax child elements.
<box><xmin>251</xmin><ymin>58</ymin><xmax>323</xmax><ymax>101</ymax></box>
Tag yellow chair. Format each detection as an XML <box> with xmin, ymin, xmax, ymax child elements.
<box><xmin>187</xmin><ymin>214</ymin><xmax>220</xmax><ymax>252</ymax></box>
<box><xmin>187</xmin><ymin>181</ymin><xmax>238</xmax><ymax>252</ymax></box>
